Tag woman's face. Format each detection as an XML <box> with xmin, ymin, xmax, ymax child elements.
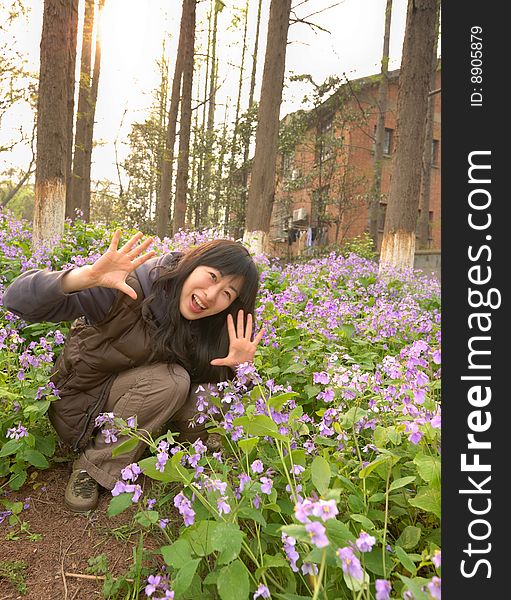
<box><xmin>179</xmin><ymin>265</ymin><xmax>242</xmax><ymax>320</ymax></box>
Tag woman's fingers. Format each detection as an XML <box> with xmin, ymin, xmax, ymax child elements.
<box><xmin>226</xmin><ymin>313</ymin><xmax>236</xmax><ymax>340</ymax></box>
<box><xmin>119</xmin><ymin>231</ymin><xmax>143</xmax><ymax>254</ymax></box>
<box><xmin>108</xmin><ymin>229</ymin><xmax>122</xmax><ymax>251</ymax></box>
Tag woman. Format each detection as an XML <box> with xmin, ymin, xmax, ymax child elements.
<box><xmin>3</xmin><ymin>230</ymin><xmax>264</xmax><ymax>512</ymax></box>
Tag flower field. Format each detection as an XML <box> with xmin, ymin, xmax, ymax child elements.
<box><xmin>0</xmin><ymin>210</ymin><xmax>441</xmax><ymax>599</ymax></box>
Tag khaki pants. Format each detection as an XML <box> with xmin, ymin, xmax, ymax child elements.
<box><xmin>74</xmin><ymin>363</ymin><xmax>208</xmax><ymax>489</ymax></box>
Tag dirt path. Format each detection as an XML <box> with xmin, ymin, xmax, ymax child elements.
<box><xmin>0</xmin><ymin>462</ymin><xmax>161</xmax><ymax>599</ymax></box>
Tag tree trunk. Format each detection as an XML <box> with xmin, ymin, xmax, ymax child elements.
<box><xmin>201</xmin><ymin>0</ymin><xmax>222</xmax><ymax>227</ymax></box>
<box><xmin>244</xmin><ymin>0</ymin><xmax>292</xmax><ymax>254</ymax></box>
<box><xmin>64</xmin><ymin>0</ymin><xmax>79</xmax><ymax>219</ymax></box>
<box><xmin>156</xmin><ymin>3</ymin><xmax>186</xmax><ymax>238</ymax></box>
<box><xmin>239</xmin><ymin>0</ymin><xmax>263</xmax><ymax>229</ymax></box>
<box><xmin>378</xmin><ymin>0</ymin><xmax>439</xmax><ymax>273</ymax></box>
<box><xmin>224</xmin><ymin>0</ymin><xmax>250</xmax><ymax>236</ymax></box>
<box><xmin>172</xmin><ymin>0</ymin><xmax>196</xmax><ymax>234</ymax></box>
<box><xmin>417</xmin><ymin>5</ymin><xmax>440</xmax><ymax>249</ymax></box>
<box><xmin>67</xmin><ymin>0</ymin><xmax>94</xmax><ymax>220</ymax></box>
<box><xmin>368</xmin><ymin>0</ymin><xmax>392</xmax><ymax>248</ymax></box>
<box><xmin>81</xmin><ymin>0</ymin><xmax>105</xmax><ymax>222</ymax></box>
<box><xmin>33</xmin><ymin>0</ymin><xmax>75</xmax><ymax>249</ymax></box>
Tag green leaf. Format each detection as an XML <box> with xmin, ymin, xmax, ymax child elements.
<box><xmin>134</xmin><ymin>510</ymin><xmax>159</xmax><ymax>528</ymax></box>
<box><xmin>23</xmin><ymin>449</ymin><xmax>49</xmax><ymax>469</ymax></box>
<box><xmin>217</xmin><ymin>559</ymin><xmax>249</xmax><ymax>600</ymax></box>
<box><xmin>173</xmin><ymin>558</ymin><xmax>201</xmax><ymax>598</ymax></box>
<box><xmin>111</xmin><ymin>436</ymin><xmax>139</xmax><ymax>457</ymax></box>
<box><xmin>0</xmin><ymin>438</ymin><xmax>23</xmax><ymax>458</ymax></box>
<box><xmin>408</xmin><ymin>486</ymin><xmax>441</xmax><ymax>518</ymax></box>
<box><xmin>233</xmin><ymin>415</ymin><xmax>286</xmax><ymax>441</ymax></box>
<box><xmin>311</xmin><ymin>455</ymin><xmax>331</xmax><ymax>494</ymax></box>
<box><xmin>23</xmin><ymin>400</ymin><xmax>50</xmax><ymax>416</ymax></box>
<box><xmin>107</xmin><ymin>493</ymin><xmax>133</xmax><ymax>517</ymax></box>
<box><xmin>396</xmin><ymin>525</ymin><xmax>422</xmax><ymax>550</ymax></box>
<box><xmin>388</xmin><ymin>475</ymin><xmax>416</xmax><ymax>492</ymax></box>
<box><xmin>182</xmin><ymin>520</ymin><xmax>219</xmax><ymax>557</ymax></box>
<box><xmin>413</xmin><ymin>453</ymin><xmax>441</xmax><ymax>487</ymax></box>
<box><xmin>325</xmin><ymin>519</ymin><xmax>356</xmax><ymax>547</ymax></box>
<box><xmin>358</xmin><ymin>454</ymin><xmax>392</xmax><ymax>479</ymax></box>
<box><xmin>239</xmin><ymin>506</ymin><xmax>267</xmax><ymax>527</ymax></box>
<box><xmin>267</xmin><ymin>392</ymin><xmax>299</xmax><ymax>410</ymax></box>
<box><xmin>394</xmin><ymin>545</ymin><xmax>417</xmax><ymax>575</ymax></box>
<box><xmin>161</xmin><ymin>538</ymin><xmax>194</xmax><ymax>569</ymax></box>
<box><xmin>211</xmin><ymin>523</ymin><xmax>244</xmax><ymax>565</ymax></box>
<box><xmin>350</xmin><ymin>513</ymin><xmax>374</xmax><ymax>530</ymax></box>
<box><xmin>8</xmin><ymin>469</ymin><xmax>27</xmax><ymax>491</ymax></box>
<box><xmin>339</xmin><ymin>406</ymin><xmax>368</xmax><ymax>429</ymax></box>
<box><xmin>396</xmin><ymin>574</ymin><xmax>430</xmax><ymax>600</ymax></box>
<box><xmin>238</xmin><ymin>437</ymin><xmax>259</xmax><ymax>454</ymax></box>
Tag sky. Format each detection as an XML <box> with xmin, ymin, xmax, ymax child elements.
<box><xmin>1</xmin><ymin>0</ymin><xmax>412</xmax><ymax>184</ymax></box>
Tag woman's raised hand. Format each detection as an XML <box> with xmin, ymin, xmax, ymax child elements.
<box><xmin>61</xmin><ymin>230</ymin><xmax>155</xmax><ymax>298</ymax></box>
<box><xmin>88</xmin><ymin>230</ymin><xmax>155</xmax><ymax>299</ymax></box>
<box><xmin>210</xmin><ymin>310</ymin><xmax>265</xmax><ymax>369</ymax></box>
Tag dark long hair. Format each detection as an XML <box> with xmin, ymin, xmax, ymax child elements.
<box><xmin>142</xmin><ymin>239</ymin><xmax>260</xmax><ymax>383</ymax></box>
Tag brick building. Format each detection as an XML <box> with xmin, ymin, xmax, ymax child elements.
<box><xmin>269</xmin><ymin>63</ymin><xmax>441</xmax><ymax>258</ymax></box>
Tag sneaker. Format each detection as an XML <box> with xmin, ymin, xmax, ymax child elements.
<box><xmin>65</xmin><ymin>469</ymin><xmax>99</xmax><ymax>512</ymax></box>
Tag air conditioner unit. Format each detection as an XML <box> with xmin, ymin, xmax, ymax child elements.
<box><xmin>292</xmin><ymin>208</ymin><xmax>307</xmax><ymax>222</ymax></box>
<box><xmin>290</xmin><ymin>169</ymin><xmax>299</xmax><ymax>181</ymax></box>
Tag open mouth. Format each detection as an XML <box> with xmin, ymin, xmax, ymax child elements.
<box><xmin>192</xmin><ymin>294</ymin><xmax>207</xmax><ymax>311</ymax></box>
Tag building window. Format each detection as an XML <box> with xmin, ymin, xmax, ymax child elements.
<box><xmin>383</xmin><ymin>128</ymin><xmax>394</xmax><ymax>155</ymax></box>
<box><xmin>316</xmin><ymin>117</ymin><xmax>334</xmax><ymax>163</ymax></box>
<box><xmin>282</xmin><ymin>153</ymin><xmax>293</xmax><ymax>176</ymax></box>
<box><xmin>431</xmin><ymin>139</ymin><xmax>440</xmax><ymax>166</ymax></box>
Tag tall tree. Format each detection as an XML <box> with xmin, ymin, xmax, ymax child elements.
<box><xmin>156</xmin><ymin>3</ymin><xmax>186</xmax><ymax>238</ymax></box>
<box><xmin>33</xmin><ymin>0</ymin><xmax>76</xmax><ymax>248</ymax></box>
<box><xmin>172</xmin><ymin>0</ymin><xmax>196</xmax><ymax>235</ymax></box>
<box><xmin>80</xmin><ymin>0</ymin><xmax>105</xmax><ymax>221</ymax></box>
<box><xmin>417</xmin><ymin>5</ymin><xmax>440</xmax><ymax>249</ymax></box>
<box><xmin>67</xmin><ymin>0</ymin><xmax>104</xmax><ymax>222</ymax></box>
<box><xmin>64</xmin><ymin>0</ymin><xmax>79</xmax><ymax>218</ymax></box>
<box><xmin>368</xmin><ymin>0</ymin><xmax>392</xmax><ymax>248</ymax></box>
<box><xmin>244</xmin><ymin>0</ymin><xmax>292</xmax><ymax>253</ymax></box>
<box><xmin>378</xmin><ymin>0</ymin><xmax>439</xmax><ymax>272</ymax></box>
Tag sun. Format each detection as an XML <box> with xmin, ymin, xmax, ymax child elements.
<box><xmin>99</xmin><ymin>0</ymin><xmax>168</xmax><ymax>74</ymax></box>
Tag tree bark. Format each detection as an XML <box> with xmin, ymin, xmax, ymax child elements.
<box><xmin>368</xmin><ymin>0</ymin><xmax>392</xmax><ymax>247</ymax></box>
<box><xmin>64</xmin><ymin>0</ymin><xmax>79</xmax><ymax>219</ymax></box>
<box><xmin>172</xmin><ymin>0</ymin><xmax>196</xmax><ymax>234</ymax></box>
<box><xmin>156</xmin><ymin>3</ymin><xmax>187</xmax><ymax>238</ymax></box>
<box><xmin>33</xmin><ymin>0</ymin><xmax>75</xmax><ymax>249</ymax></box>
<box><xmin>417</xmin><ymin>5</ymin><xmax>440</xmax><ymax>249</ymax></box>
<box><xmin>379</xmin><ymin>0</ymin><xmax>439</xmax><ymax>273</ymax></box>
<box><xmin>81</xmin><ymin>0</ymin><xmax>105</xmax><ymax>222</ymax></box>
<box><xmin>244</xmin><ymin>0</ymin><xmax>292</xmax><ymax>254</ymax></box>
<box><xmin>67</xmin><ymin>0</ymin><xmax>94</xmax><ymax>220</ymax></box>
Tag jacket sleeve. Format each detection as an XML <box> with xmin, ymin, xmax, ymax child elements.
<box><xmin>2</xmin><ymin>268</ymin><xmax>118</xmax><ymax>324</ymax></box>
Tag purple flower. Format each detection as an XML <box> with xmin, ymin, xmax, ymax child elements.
<box><xmin>253</xmin><ymin>583</ymin><xmax>270</xmax><ymax>599</ymax></box>
<box><xmin>356</xmin><ymin>531</ymin><xmax>376</xmax><ymax>553</ymax></box>
<box><xmin>145</xmin><ymin>574</ymin><xmax>162</xmax><ymax>596</ymax></box>
<box><xmin>217</xmin><ymin>496</ymin><xmax>231</xmax><ymax>515</ymax></box>
<box><xmin>238</xmin><ymin>473</ymin><xmax>252</xmax><ymax>493</ymax></box>
<box><xmin>282</xmin><ymin>533</ymin><xmax>299</xmax><ymax>572</ymax></box>
<box><xmin>291</xmin><ymin>464</ymin><xmax>305</xmax><ymax>476</ymax></box>
<box><xmin>294</xmin><ymin>498</ymin><xmax>314</xmax><ymax>523</ymax></box>
<box><xmin>102</xmin><ymin>429</ymin><xmax>118</xmax><ymax>444</ymax></box>
<box><xmin>126</xmin><ymin>416</ymin><xmax>137</xmax><ymax>428</ymax></box>
<box><xmin>6</xmin><ymin>423</ymin><xmax>28</xmax><ymax>440</ymax></box>
<box><xmin>427</xmin><ymin>576</ymin><xmax>441</xmax><ymax>599</ymax></box>
<box><xmin>173</xmin><ymin>491</ymin><xmax>195</xmax><ymax>526</ymax></box>
<box><xmin>260</xmin><ymin>477</ymin><xmax>273</xmax><ymax>495</ymax></box>
<box><xmin>305</xmin><ymin>521</ymin><xmax>329</xmax><ymax>548</ymax></box>
<box><xmin>156</xmin><ymin>451</ymin><xmax>169</xmax><ymax>472</ymax></box>
<box><xmin>121</xmin><ymin>463</ymin><xmax>141</xmax><ymax>482</ymax></box>
<box><xmin>313</xmin><ymin>371</ymin><xmax>330</xmax><ymax>384</ymax></box>
<box><xmin>375</xmin><ymin>579</ymin><xmax>391</xmax><ymax>600</ymax></box>
<box><xmin>251</xmin><ymin>459</ymin><xmax>264</xmax><ymax>473</ymax></box>
<box><xmin>432</xmin><ymin>549</ymin><xmax>441</xmax><ymax>568</ymax></box>
<box><xmin>337</xmin><ymin>546</ymin><xmax>364</xmax><ymax>581</ymax></box>
<box><xmin>301</xmin><ymin>562</ymin><xmax>318</xmax><ymax>575</ymax></box>
<box><xmin>147</xmin><ymin>498</ymin><xmax>156</xmax><ymax>510</ymax></box>
<box><xmin>312</xmin><ymin>499</ymin><xmax>338</xmax><ymax>522</ymax></box>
